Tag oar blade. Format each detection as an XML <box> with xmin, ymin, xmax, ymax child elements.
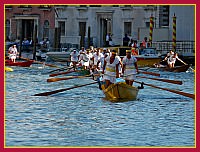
<box><xmin>34</xmin><ymin>89</ymin><xmax>65</xmax><ymax>96</ymax></box>
<box><xmin>34</xmin><ymin>81</ymin><xmax>98</xmax><ymax>96</ymax></box>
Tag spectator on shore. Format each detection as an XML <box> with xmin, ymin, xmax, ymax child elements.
<box><xmin>123</xmin><ymin>34</ymin><xmax>130</xmax><ymax>46</ymax></box>
<box><xmin>142</xmin><ymin>37</ymin><xmax>148</xmax><ymax>48</ymax></box>
<box><xmin>22</xmin><ymin>38</ymin><xmax>30</xmax><ymax>46</ymax></box>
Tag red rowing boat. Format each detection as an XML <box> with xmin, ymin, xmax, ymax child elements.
<box><xmin>5</xmin><ymin>60</ymin><xmax>34</xmax><ymax>67</ymax></box>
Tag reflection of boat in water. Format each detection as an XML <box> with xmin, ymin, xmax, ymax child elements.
<box><xmin>5</xmin><ymin>60</ymin><xmax>33</xmax><ymax>67</ymax></box>
<box><xmin>156</xmin><ymin>64</ymin><xmax>190</xmax><ymax>72</ymax></box>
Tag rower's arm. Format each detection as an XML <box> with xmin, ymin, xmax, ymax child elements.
<box><xmin>116</xmin><ymin>63</ymin><xmax>119</xmax><ymax>78</ymax></box>
<box><xmin>122</xmin><ymin>64</ymin><xmax>125</xmax><ymax>75</ymax></box>
<box><xmin>102</xmin><ymin>60</ymin><xmax>107</xmax><ymax>74</ymax></box>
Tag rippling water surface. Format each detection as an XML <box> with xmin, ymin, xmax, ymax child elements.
<box><xmin>5</xmin><ymin>64</ymin><xmax>195</xmax><ymax>147</ymax></box>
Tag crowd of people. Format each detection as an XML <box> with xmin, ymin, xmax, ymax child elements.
<box><xmin>69</xmin><ymin>46</ymin><xmax>139</xmax><ymax>89</ymax></box>
<box><xmin>123</xmin><ymin>34</ymin><xmax>150</xmax><ymax>49</ymax></box>
<box><xmin>6</xmin><ymin>36</ymin><xmax>50</xmax><ymax>49</ymax></box>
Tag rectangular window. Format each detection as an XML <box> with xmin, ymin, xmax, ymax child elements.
<box><xmin>124</xmin><ymin>22</ymin><xmax>131</xmax><ymax>36</ymax></box>
<box><xmin>79</xmin><ymin>22</ymin><xmax>86</xmax><ymax>36</ymax></box>
<box><xmin>5</xmin><ymin>19</ymin><xmax>10</xmax><ymax>38</ymax></box>
<box><xmin>58</xmin><ymin>21</ymin><xmax>65</xmax><ymax>36</ymax></box>
<box><xmin>146</xmin><ymin>22</ymin><xmax>150</xmax><ymax>28</ymax></box>
<box><xmin>79</xmin><ymin>22</ymin><xmax>86</xmax><ymax>47</ymax></box>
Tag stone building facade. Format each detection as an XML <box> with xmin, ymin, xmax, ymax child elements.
<box><xmin>5</xmin><ymin>5</ymin><xmax>55</xmax><ymax>47</ymax></box>
<box><xmin>5</xmin><ymin>5</ymin><xmax>195</xmax><ymax>49</ymax></box>
<box><xmin>55</xmin><ymin>5</ymin><xmax>162</xmax><ymax>48</ymax></box>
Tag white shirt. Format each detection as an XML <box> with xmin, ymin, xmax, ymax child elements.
<box><xmin>104</xmin><ymin>56</ymin><xmax>120</xmax><ymax>76</ymax></box>
<box><xmin>79</xmin><ymin>53</ymin><xmax>89</xmax><ymax>62</ymax></box>
<box><xmin>70</xmin><ymin>51</ymin><xmax>78</xmax><ymax>62</ymax></box>
<box><xmin>93</xmin><ymin>52</ymin><xmax>103</xmax><ymax>65</ymax></box>
<box><xmin>9</xmin><ymin>47</ymin><xmax>18</xmax><ymax>55</ymax></box>
<box><xmin>122</xmin><ymin>55</ymin><xmax>137</xmax><ymax>75</ymax></box>
<box><xmin>79</xmin><ymin>49</ymin><xmax>86</xmax><ymax>55</ymax></box>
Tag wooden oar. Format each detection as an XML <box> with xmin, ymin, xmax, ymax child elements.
<box><xmin>34</xmin><ymin>81</ymin><xmax>98</xmax><ymax>96</ymax></box>
<box><xmin>136</xmin><ymin>75</ymin><xmax>183</xmax><ymax>85</ymax></box>
<box><xmin>19</xmin><ymin>56</ymin><xmax>30</xmax><ymax>61</ymax></box>
<box><xmin>34</xmin><ymin>61</ymin><xmax>59</xmax><ymax>68</ymax></box>
<box><xmin>49</xmin><ymin>66</ymin><xmax>74</xmax><ymax>73</ymax></box>
<box><xmin>48</xmin><ymin>64</ymin><xmax>83</xmax><ymax>73</ymax></box>
<box><xmin>139</xmin><ymin>71</ymin><xmax>160</xmax><ymax>77</ymax></box>
<box><xmin>134</xmin><ymin>80</ymin><xmax>195</xmax><ymax>99</ymax></box>
<box><xmin>47</xmin><ymin>75</ymin><xmax>91</xmax><ymax>82</ymax></box>
<box><xmin>178</xmin><ymin>58</ymin><xmax>195</xmax><ymax>72</ymax></box>
<box><xmin>49</xmin><ymin>70</ymin><xmax>82</xmax><ymax>77</ymax></box>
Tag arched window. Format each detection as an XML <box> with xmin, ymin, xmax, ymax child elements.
<box><xmin>5</xmin><ymin>19</ymin><xmax>10</xmax><ymax>39</ymax></box>
<box><xmin>43</xmin><ymin>20</ymin><xmax>49</xmax><ymax>38</ymax></box>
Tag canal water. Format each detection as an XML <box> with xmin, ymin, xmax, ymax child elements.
<box><xmin>5</xmin><ymin>64</ymin><xmax>195</xmax><ymax>147</ymax></box>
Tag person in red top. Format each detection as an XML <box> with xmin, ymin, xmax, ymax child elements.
<box><xmin>142</xmin><ymin>37</ymin><xmax>148</xmax><ymax>48</ymax></box>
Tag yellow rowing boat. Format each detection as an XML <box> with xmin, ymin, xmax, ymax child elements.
<box><xmin>101</xmin><ymin>82</ymin><xmax>139</xmax><ymax>102</ymax></box>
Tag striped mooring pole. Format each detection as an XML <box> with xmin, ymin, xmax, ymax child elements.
<box><xmin>149</xmin><ymin>15</ymin><xmax>154</xmax><ymax>47</ymax></box>
<box><xmin>172</xmin><ymin>13</ymin><xmax>176</xmax><ymax>51</ymax></box>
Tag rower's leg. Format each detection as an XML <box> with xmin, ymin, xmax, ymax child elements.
<box><xmin>172</xmin><ymin>63</ymin><xmax>175</xmax><ymax>68</ymax></box>
<box><xmin>125</xmin><ymin>80</ymin><xmax>129</xmax><ymax>85</ymax></box>
<box><xmin>105</xmin><ymin>80</ymin><xmax>111</xmax><ymax>88</ymax></box>
<box><xmin>73</xmin><ymin>62</ymin><xmax>76</xmax><ymax>70</ymax></box>
<box><xmin>129</xmin><ymin>80</ymin><xmax>134</xmax><ymax>86</ymax></box>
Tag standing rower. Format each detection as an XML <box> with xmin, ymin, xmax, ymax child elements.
<box><xmin>102</xmin><ymin>50</ymin><xmax>120</xmax><ymax>88</ymax></box>
<box><xmin>93</xmin><ymin>48</ymin><xmax>102</xmax><ymax>71</ymax></box>
<box><xmin>122</xmin><ymin>50</ymin><xmax>139</xmax><ymax>86</ymax></box>
<box><xmin>70</xmin><ymin>49</ymin><xmax>79</xmax><ymax>70</ymax></box>
<box><xmin>79</xmin><ymin>50</ymin><xmax>90</xmax><ymax>70</ymax></box>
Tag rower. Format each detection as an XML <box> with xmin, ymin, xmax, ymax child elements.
<box><xmin>99</xmin><ymin>48</ymin><xmax>108</xmax><ymax>71</ymax></box>
<box><xmin>93</xmin><ymin>48</ymin><xmax>102</xmax><ymax>71</ymax></box>
<box><xmin>79</xmin><ymin>50</ymin><xmax>90</xmax><ymax>70</ymax></box>
<box><xmin>167</xmin><ymin>53</ymin><xmax>182</xmax><ymax>68</ymax></box>
<box><xmin>8</xmin><ymin>45</ymin><xmax>18</xmax><ymax>63</ymax></box>
<box><xmin>122</xmin><ymin>50</ymin><xmax>139</xmax><ymax>86</ymax></box>
<box><xmin>102</xmin><ymin>50</ymin><xmax>120</xmax><ymax>88</ymax></box>
<box><xmin>70</xmin><ymin>49</ymin><xmax>79</xmax><ymax>70</ymax></box>
<box><xmin>164</xmin><ymin>50</ymin><xmax>174</xmax><ymax>68</ymax></box>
